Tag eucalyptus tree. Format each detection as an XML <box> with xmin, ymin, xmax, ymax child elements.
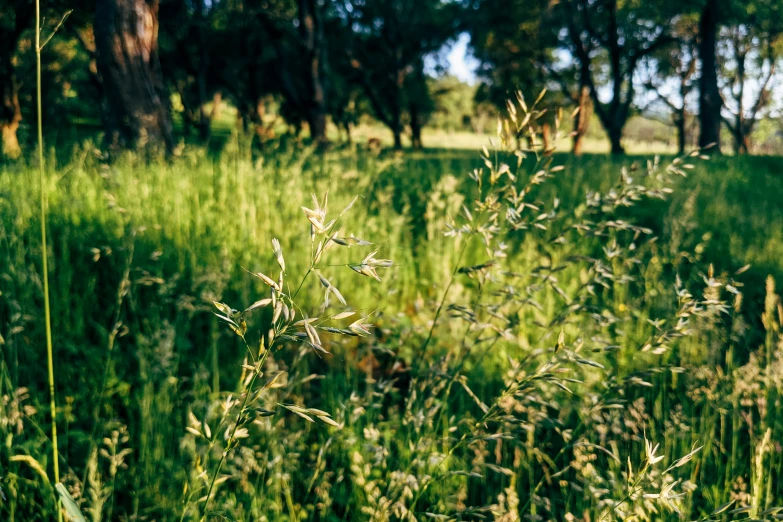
<box><xmin>562</xmin><ymin>0</ymin><xmax>682</xmax><ymax>155</ymax></box>
<box><xmin>336</xmin><ymin>0</ymin><xmax>461</xmax><ymax>149</ymax></box>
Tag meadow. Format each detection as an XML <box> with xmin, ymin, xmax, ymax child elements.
<box><xmin>2</xmin><ymin>118</ymin><xmax>783</xmax><ymax>521</ymax></box>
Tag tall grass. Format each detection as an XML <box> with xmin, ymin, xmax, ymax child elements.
<box><xmin>1</xmin><ymin>105</ymin><xmax>783</xmax><ymax>521</ymax></box>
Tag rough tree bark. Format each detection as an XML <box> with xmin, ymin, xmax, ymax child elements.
<box><xmin>95</xmin><ymin>0</ymin><xmax>173</xmax><ymax>152</ymax></box>
<box><xmin>698</xmin><ymin>0</ymin><xmax>721</xmax><ymax>152</ymax></box>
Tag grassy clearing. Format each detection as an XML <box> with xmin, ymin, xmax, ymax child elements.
<box><xmin>349</xmin><ymin>126</ymin><xmax>679</xmax><ymax>155</ymax></box>
<box><xmin>1</xmin><ymin>131</ymin><xmax>783</xmax><ymax>520</ymax></box>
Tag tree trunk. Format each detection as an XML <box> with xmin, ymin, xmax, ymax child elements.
<box><xmin>182</xmin><ymin>109</ymin><xmax>195</xmax><ymax>136</ymax></box>
<box><xmin>308</xmin><ymin>111</ymin><xmax>327</xmax><ymax>145</ymax></box>
<box><xmin>344</xmin><ymin>122</ymin><xmax>352</xmax><ymax>144</ymax></box>
<box><xmin>730</xmin><ymin>124</ymin><xmax>741</xmax><ymax>155</ymax></box>
<box><xmin>298</xmin><ymin>0</ymin><xmax>328</xmax><ymax>145</ymax></box>
<box><xmin>730</xmin><ymin>119</ymin><xmax>752</xmax><ymax>155</ymax></box>
<box><xmin>238</xmin><ymin>110</ymin><xmax>249</xmax><ymax>133</ymax></box>
<box><xmin>410</xmin><ymin>127</ymin><xmax>422</xmax><ymax>149</ymax></box>
<box><xmin>410</xmin><ymin>103</ymin><xmax>423</xmax><ymax>149</ymax></box>
<box><xmin>698</xmin><ymin>0</ymin><xmax>721</xmax><ymax>152</ymax></box>
<box><xmin>572</xmin><ymin>85</ymin><xmax>592</xmax><ymax>156</ymax></box>
<box><xmin>741</xmin><ymin>133</ymin><xmax>751</xmax><ymax>154</ymax></box>
<box><xmin>197</xmin><ymin>108</ymin><xmax>210</xmax><ymax>142</ymax></box>
<box><xmin>393</xmin><ymin>129</ymin><xmax>403</xmax><ymax>150</ymax></box>
<box><xmin>196</xmin><ymin>68</ymin><xmax>209</xmax><ymax>142</ymax></box>
<box><xmin>676</xmin><ymin>112</ymin><xmax>686</xmax><ymax>156</ymax></box>
<box><xmin>608</xmin><ymin>125</ymin><xmax>624</xmax><ymax>155</ymax></box>
<box><xmin>1</xmin><ymin>37</ymin><xmax>21</xmax><ymax>159</ymax></box>
<box><xmin>676</xmin><ymin>75</ymin><xmax>689</xmax><ymax>156</ymax></box>
<box><xmin>95</xmin><ymin>0</ymin><xmax>174</xmax><ymax>152</ymax></box>
<box><xmin>0</xmin><ymin>1</ymin><xmax>33</xmax><ymax>160</ymax></box>
<box><xmin>572</xmin><ymin>129</ymin><xmax>584</xmax><ymax>156</ymax></box>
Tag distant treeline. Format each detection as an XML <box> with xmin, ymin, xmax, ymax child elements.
<box><xmin>1</xmin><ymin>0</ymin><xmax>781</xmax><ymax>156</ymax></box>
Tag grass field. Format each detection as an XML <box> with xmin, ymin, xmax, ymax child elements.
<box><xmin>2</xmin><ymin>127</ymin><xmax>783</xmax><ymax>521</ymax></box>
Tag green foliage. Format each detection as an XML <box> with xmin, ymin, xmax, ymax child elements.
<box><xmin>2</xmin><ymin>96</ymin><xmax>783</xmax><ymax>520</ymax></box>
<box><xmin>468</xmin><ymin>0</ymin><xmax>559</xmax><ymax>108</ymax></box>
<box><xmin>5</xmin><ymin>0</ymin><xmax>783</xmax><ymax>156</ymax></box>
<box><xmin>335</xmin><ymin>0</ymin><xmax>463</xmax><ymax>147</ymax></box>
<box><xmin>427</xmin><ymin>75</ymin><xmax>494</xmax><ymax>133</ymax></box>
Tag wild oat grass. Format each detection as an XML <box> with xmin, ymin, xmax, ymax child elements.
<box><xmin>1</xmin><ymin>97</ymin><xmax>783</xmax><ymax>521</ymax></box>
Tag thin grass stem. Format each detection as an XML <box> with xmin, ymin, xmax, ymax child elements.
<box><xmin>35</xmin><ymin>0</ymin><xmax>62</xmax><ymax>518</ymax></box>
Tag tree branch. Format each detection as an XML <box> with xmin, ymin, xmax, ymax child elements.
<box><xmin>643</xmin><ymin>80</ymin><xmax>680</xmax><ymax>113</ymax></box>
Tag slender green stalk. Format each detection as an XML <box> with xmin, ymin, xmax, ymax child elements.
<box><xmin>36</xmin><ymin>0</ymin><xmax>62</xmax><ymax>515</ymax></box>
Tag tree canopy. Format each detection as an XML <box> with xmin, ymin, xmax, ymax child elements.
<box><xmin>2</xmin><ymin>0</ymin><xmax>782</xmax><ymax>156</ymax></box>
